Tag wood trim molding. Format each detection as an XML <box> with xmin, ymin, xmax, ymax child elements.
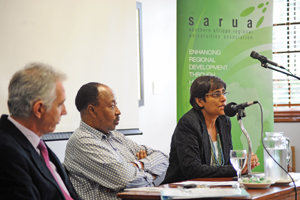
<box><xmin>288</xmin><ymin>146</ymin><xmax>296</xmax><ymax>172</ymax></box>
<box><xmin>274</xmin><ymin>110</ymin><xmax>300</xmax><ymax>122</ymax></box>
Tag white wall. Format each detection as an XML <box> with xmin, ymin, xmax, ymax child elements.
<box><xmin>46</xmin><ymin>140</ymin><xmax>68</xmax><ymax>162</ymax></box>
<box><xmin>0</xmin><ymin>0</ymin><xmax>139</xmax><ymax>132</ymax></box>
<box><xmin>47</xmin><ymin>0</ymin><xmax>177</xmax><ymax>161</ymax></box>
<box><xmin>274</xmin><ymin>122</ymin><xmax>300</xmax><ymax>172</ymax></box>
<box><xmin>128</xmin><ymin>0</ymin><xmax>176</xmax><ymax>155</ymax></box>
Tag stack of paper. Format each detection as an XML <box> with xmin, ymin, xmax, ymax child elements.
<box><xmin>160</xmin><ymin>188</ymin><xmax>249</xmax><ymax>199</ymax></box>
<box><xmin>172</xmin><ymin>180</ymin><xmax>237</xmax><ymax>187</ymax></box>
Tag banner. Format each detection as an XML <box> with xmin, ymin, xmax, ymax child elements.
<box><xmin>177</xmin><ymin>0</ymin><xmax>274</xmax><ymax>172</ymax></box>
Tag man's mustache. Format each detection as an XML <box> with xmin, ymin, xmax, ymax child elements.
<box><xmin>114</xmin><ymin>116</ymin><xmax>120</xmax><ymax>122</ymax></box>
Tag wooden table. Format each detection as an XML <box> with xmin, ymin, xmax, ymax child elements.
<box><xmin>117</xmin><ymin>177</ymin><xmax>300</xmax><ymax>200</ymax></box>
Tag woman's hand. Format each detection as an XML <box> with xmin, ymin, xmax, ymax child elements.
<box><xmin>241</xmin><ymin>152</ymin><xmax>260</xmax><ymax>174</ymax></box>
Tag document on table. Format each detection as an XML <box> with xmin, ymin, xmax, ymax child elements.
<box><xmin>123</xmin><ymin>180</ymin><xmax>237</xmax><ymax>192</ymax></box>
<box><xmin>124</xmin><ymin>187</ymin><xmax>171</xmax><ymax>192</ymax></box>
<box><xmin>124</xmin><ymin>186</ymin><xmax>249</xmax><ymax>199</ymax></box>
<box><xmin>160</xmin><ymin>188</ymin><xmax>249</xmax><ymax>199</ymax></box>
<box><xmin>172</xmin><ymin>180</ymin><xmax>237</xmax><ymax>187</ymax></box>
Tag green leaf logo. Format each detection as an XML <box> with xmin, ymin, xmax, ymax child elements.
<box><xmin>240</xmin><ymin>1</ymin><xmax>269</xmax><ymax>28</ymax></box>
<box><xmin>240</xmin><ymin>7</ymin><xmax>255</xmax><ymax>17</ymax></box>
<box><xmin>256</xmin><ymin>16</ymin><xmax>264</xmax><ymax>28</ymax></box>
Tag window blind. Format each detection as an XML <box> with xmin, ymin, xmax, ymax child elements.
<box><xmin>273</xmin><ymin>0</ymin><xmax>300</xmax><ymax>113</ymax></box>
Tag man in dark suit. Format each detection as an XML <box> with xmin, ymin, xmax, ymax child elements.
<box><xmin>0</xmin><ymin>63</ymin><xmax>78</xmax><ymax>200</ymax></box>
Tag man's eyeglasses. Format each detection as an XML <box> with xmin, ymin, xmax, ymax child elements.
<box><xmin>205</xmin><ymin>91</ymin><xmax>229</xmax><ymax>98</ymax></box>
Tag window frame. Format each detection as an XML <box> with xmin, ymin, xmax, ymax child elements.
<box><xmin>137</xmin><ymin>2</ymin><xmax>145</xmax><ymax>107</ymax></box>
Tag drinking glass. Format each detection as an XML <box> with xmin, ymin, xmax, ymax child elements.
<box><xmin>230</xmin><ymin>150</ymin><xmax>247</xmax><ymax>188</ymax></box>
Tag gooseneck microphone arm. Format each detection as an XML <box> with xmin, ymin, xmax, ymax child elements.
<box><xmin>237</xmin><ymin>109</ymin><xmax>252</xmax><ymax>177</ymax></box>
<box><xmin>237</xmin><ymin>108</ymin><xmax>252</xmax><ymax>177</ymax></box>
<box><xmin>261</xmin><ymin>63</ymin><xmax>300</xmax><ymax>80</ymax></box>
<box><xmin>250</xmin><ymin>51</ymin><xmax>300</xmax><ymax>80</ymax></box>
<box><xmin>224</xmin><ymin>101</ymin><xmax>259</xmax><ymax>177</ymax></box>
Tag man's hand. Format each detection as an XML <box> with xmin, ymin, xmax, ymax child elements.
<box><xmin>132</xmin><ymin>150</ymin><xmax>157</xmax><ymax>181</ymax></box>
<box><xmin>131</xmin><ymin>150</ymin><xmax>148</xmax><ymax>170</ymax></box>
<box><xmin>131</xmin><ymin>161</ymin><xmax>157</xmax><ymax>181</ymax></box>
<box><xmin>152</xmin><ymin>175</ymin><xmax>157</xmax><ymax>180</ymax></box>
<box><xmin>136</xmin><ymin>150</ymin><xmax>147</xmax><ymax>160</ymax></box>
<box><xmin>241</xmin><ymin>152</ymin><xmax>260</xmax><ymax>174</ymax></box>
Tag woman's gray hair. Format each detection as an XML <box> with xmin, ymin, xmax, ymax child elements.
<box><xmin>7</xmin><ymin>62</ymin><xmax>67</xmax><ymax>118</ymax></box>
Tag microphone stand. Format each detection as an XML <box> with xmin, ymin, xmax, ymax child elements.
<box><xmin>260</xmin><ymin>61</ymin><xmax>300</xmax><ymax>80</ymax></box>
<box><xmin>236</xmin><ymin>108</ymin><xmax>252</xmax><ymax>177</ymax></box>
<box><xmin>258</xmin><ymin>58</ymin><xmax>298</xmax><ymax>200</ymax></box>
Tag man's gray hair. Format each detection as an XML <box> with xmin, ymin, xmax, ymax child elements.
<box><xmin>7</xmin><ymin>62</ymin><xmax>67</xmax><ymax>118</ymax></box>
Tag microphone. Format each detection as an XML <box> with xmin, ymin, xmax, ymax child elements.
<box><xmin>250</xmin><ymin>51</ymin><xmax>283</xmax><ymax>68</ymax></box>
<box><xmin>224</xmin><ymin>101</ymin><xmax>258</xmax><ymax>117</ymax></box>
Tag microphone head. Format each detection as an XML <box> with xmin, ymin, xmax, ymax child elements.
<box><xmin>224</xmin><ymin>102</ymin><xmax>237</xmax><ymax>117</ymax></box>
<box><xmin>250</xmin><ymin>51</ymin><xmax>260</xmax><ymax>59</ymax></box>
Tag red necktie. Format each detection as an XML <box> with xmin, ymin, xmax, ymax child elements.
<box><xmin>38</xmin><ymin>140</ymin><xmax>73</xmax><ymax>200</ymax></box>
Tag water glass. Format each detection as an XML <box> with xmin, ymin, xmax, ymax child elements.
<box><xmin>230</xmin><ymin>150</ymin><xmax>247</xmax><ymax>188</ymax></box>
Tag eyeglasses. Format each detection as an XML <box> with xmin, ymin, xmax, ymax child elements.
<box><xmin>205</xmin><ymin>91</ymin><xmax>229</xmax><ymax>98</ymax></box>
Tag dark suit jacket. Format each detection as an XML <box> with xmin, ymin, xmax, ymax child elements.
<box><xmin>0</xmin><ymin>115</ymin><xmax>78</xmax><ymax>200</ymax></box>
<box><xmin>162</xmin><ymin>108</ymin><xmax>236</xmax><ymax>184</ymax></box>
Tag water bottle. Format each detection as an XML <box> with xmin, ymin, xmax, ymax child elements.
<box><xmin>263</xmin><ymin>132</ymin><xmax>291</xmax><ymax>182</ymax></box>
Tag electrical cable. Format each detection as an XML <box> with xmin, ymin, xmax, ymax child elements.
<box><xmin>258</xmin><ymin>102</ymin><xmax>297</xmax><ymax>200</ymax></box>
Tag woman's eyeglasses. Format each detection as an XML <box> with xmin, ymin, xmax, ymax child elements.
<box><xmin>205</xmin><ymin>91</ymin><xmax>229</xmax><ymax>98</ymax></box>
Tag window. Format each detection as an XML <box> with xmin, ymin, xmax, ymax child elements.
<box><xmin>273</xmin><ymin>0</ymin><xmax>300</xmax><ymax>122</ymax></box>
